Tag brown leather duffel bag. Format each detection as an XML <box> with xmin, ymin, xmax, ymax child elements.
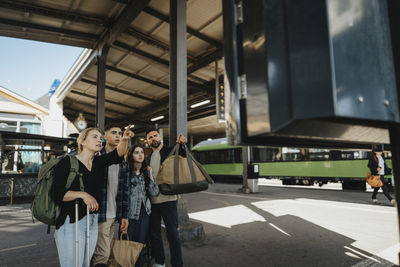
<box><xmin>156</xmin><ymin>144</ymin><xmax>213</xmax><ymax>195</ymax></box>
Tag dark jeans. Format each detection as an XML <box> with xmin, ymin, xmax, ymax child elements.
<box><xmin>124</xmin><ymin>205</ymin><xmax>150</xmax><ymax>267</ymax></box>
<box><xmin>372</xmin><ymin>175</ymin><xmax>393</xmax><ymax>201</ymax></box>
<box><xmin>150</xmin><ymin>200</ymin><xmax>183</xmax><ymax>267</ymax></box>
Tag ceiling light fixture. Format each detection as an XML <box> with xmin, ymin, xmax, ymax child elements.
<box><xmin>151</xmin><ymin>115</ymin><xmax>164</xmax><ymax>122</ymax></box>
<box><xmin>190</xmin><ymin>100</ymin><xmax>210</xmax><ymax>108</ymax></box>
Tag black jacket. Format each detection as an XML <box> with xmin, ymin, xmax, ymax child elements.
<box><xmin>367</xmin><ymin>153</ymin><xmax>391</xmax><ymax>176</ymax></box>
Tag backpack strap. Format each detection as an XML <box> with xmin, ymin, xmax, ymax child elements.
<box><xmin>65</xmin><ymin>154</ymin><xmax>84</xmax><ymax>192</ymax></box>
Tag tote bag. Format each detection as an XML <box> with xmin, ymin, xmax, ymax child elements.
<box><xmin>157</xmin><ymin>144</ymin><xmax>214</xmax><ymax>195</ymax></box>
<box><xmin>109</xmin><ymin>234</ymin><xmax>144</xmax><ymax>267</ymax></box>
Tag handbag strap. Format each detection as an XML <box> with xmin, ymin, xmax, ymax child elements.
<box><xmin>120</xmin><ymin>233</ymin><xmax>130</xmax><ymax>241</ymax></box>
<box><xmin>167</xmin><ymin>143</ymin><xmax>180</xmax><ymax>158</ymax></box>
<box><xmin>172</xmin><ymin>144</ymin><xmax>197</xmax><ymax>184</ymax></box>
<box><xmin>183</xmin><ymin>145</ymin><xmax>213</xmax><ymax>183</ymax></box>
<box><xmin>183</xmin><ymin>145</ymin><xmax>197</xmax><ymax>183</ymax></box>
<box><xmin>174</xmin><ymin>144</ymin><xmax>180</xmax><ymax>185</ymax></box>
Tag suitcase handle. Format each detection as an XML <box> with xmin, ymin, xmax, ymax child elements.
<box><xmin>74</xmin><ymin>200</ymin><xmax>90</xmax><ymax>267</ymax></box>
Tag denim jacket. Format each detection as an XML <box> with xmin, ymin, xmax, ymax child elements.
<box><xmin>125</xmin><ymin>167</ymin><xmax>159</xmax><ymax>220</ymax></box>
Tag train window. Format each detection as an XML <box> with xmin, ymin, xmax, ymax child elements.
<box><xmin>193</xmin><ymin>148</ymin><xmax>242</xmax><ymax>164</ymax></box>
<box><xmin>251</xmin><ymin>147</ymin><xmax>279</xmax><ymax>162</ymax></box>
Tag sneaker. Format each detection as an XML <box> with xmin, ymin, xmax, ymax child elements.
<box><xmin>391</xmin><ymin>199</ymin><xmax>397</xmax><ymax>206</ymax></box>
<box><xmin>153</xmin><ymin>264</ymin><xmax>166</xmax><ymax>267</ymax></box>
<box><xmin>372</xmin><ymin>199</ymin><xmax>379</xmax><ymax>204</ymax></box>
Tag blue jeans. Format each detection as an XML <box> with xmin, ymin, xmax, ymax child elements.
<box><xmin>125</xmin><ymin>205</ymin><xmax>150</xmax><ymax>267</ymax></box>
<box><xmin>150</xmin><ymin>201</ymin><xmax>183</xmax><ymax>267</ymax></box>
<box><xmin>372</xmin><ymin>175</ymin><xmax>393</xmax><ymax>201</ymax></box>
<box><xmin>54</xmin><ymin>214</ymin><xmax>98</xmax><ymax>267</ymax></box>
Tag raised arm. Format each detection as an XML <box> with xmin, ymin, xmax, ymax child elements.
<box><xmin>117</xmin><ymin>125</ymin><xmax>135</xmax><ymax>157</ymax></box>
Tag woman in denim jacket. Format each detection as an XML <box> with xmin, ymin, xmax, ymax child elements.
<box><xmin>120</xmin><ymin>144</ymin><xmax>159</xmax><ymax>267</ymax></box>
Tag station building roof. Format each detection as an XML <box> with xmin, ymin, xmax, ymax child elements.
<box><xmin>0</xmin><ymin>0</ymin><xmax>225</xmax><ymax>140</ymax></box>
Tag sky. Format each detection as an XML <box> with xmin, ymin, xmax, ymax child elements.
<box><xmin>0</xmin><ymin>36</ymin><xmax>84</xmax><ymax>101</ymax></box>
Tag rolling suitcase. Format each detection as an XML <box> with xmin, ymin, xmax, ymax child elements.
<box><xmin>74</xmin><ymin>200</ymin><xmax>90</xmax><ymax>267</ymax></box>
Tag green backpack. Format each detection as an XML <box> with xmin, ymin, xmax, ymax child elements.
<box><xmin>30</xmin><ymin>154</ymin><xmax>84</xmax><ymax>233</ymax></box>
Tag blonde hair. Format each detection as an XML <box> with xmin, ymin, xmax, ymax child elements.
<box><xmin>77</xmin><ymin>127</ymin><xmax>102</xmax><ymax>153</ymax></box>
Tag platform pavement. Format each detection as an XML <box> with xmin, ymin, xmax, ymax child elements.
<box><xmin>0</xmin><ymin>182</ymin><xmax>398</xmax><ymax>267</ymax></box>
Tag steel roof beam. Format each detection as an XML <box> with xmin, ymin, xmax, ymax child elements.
<box><xmin>143</xmin><ymin>7</ymin><xmax>221</xmax><ymax>47</ymax></box>
<box><xmin>103</xmin><ymin>0</ymin><xmax>150</xmax><ymax>46</ymax></box>
<box><xmin>0</xmin><ymin>0</ymin><xmax>110</xmax><ymax>26</ymax></box>
<box><xmin>141</xmin><ymin>105</ymin><xmax>217</xmax><ymax>127</ymax></box>
<box><xmin>0</xmin><ymin>18</ymin><xmax>99</xmax><ymax>41</ymax></box>
<box><xmin>63</xmin><ymin>107</ymin><xmax>114</xmax><ymax>123</ymax></box>
<box><xmin>114</xmin><ymin>39</ymin><xmax>217</xmax><ymax>84</ymax></box>
<box><xmin>114</xmin><ymin>41</ymin><xmax>169</xmax><ymax>66</ymax></box>
<box><xmin>80</xmin><ymin>78</ymin><xmax>155</xmax><ymax>102</ymax></box>
<box><xmin>119</xmin><ymin>90</ymin><xmax>211</xmax><ymax>125</ymax></box>
<box><xmin>69</xmin><ymin>90</ymin><xmax>138</xmax><ymax>110</ymax></box>
<box><xmin>125</xmin><ymin>27</ymin><xmax>170</xmax><ymax>52</ymax></box>
<box><xmin>105</xmin><ymin>64</ymin><xmax>213</xmax><ymax>94</ymax></box>
<box><xmin>188</xmin><ymin>47</ymin><xmax>223</xmax><ymax>74</ymax></box>
<box><xmin>112</xmin><ymin>0</ymin><xmax>221</xmax><ymax>47</ymax></box>
<box><xmin>106</xmin><ymin>65</ymin><xmax>169</xmax><ymax>90</ymax></box>
<box><xmin>64</xmin><ymin>100</ymin><xmax>125</xmax><ymax>117</ymax></box>
<box><xmin>64</xmin><ymin>106</ymin><xmax>152</xmax><ymax>127</ymax></box>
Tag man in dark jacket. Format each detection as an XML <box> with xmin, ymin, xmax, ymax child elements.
<box><xmin>146</xmin><ymin>128</ymin><xmax>186</xmax><ymax>267</ymax></box>
<box><xmin>368</xmin><ymin>145</ymin><xmax>395</xmax><ymax>206</ymax></box>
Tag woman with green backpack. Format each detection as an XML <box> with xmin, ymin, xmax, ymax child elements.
<box><xmin>51</xmin><ymin>126</ymin><xmax>134</xmax><ymax>267</ymax></box>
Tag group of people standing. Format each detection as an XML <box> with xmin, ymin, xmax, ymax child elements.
<box><xmin>51</xmin><ymin>125</ymin><xmax>186</xmax><ymax>267</ymax></box>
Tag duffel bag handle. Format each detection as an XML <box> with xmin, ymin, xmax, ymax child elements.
<box><xmin>171</xmin><ymin>144</ymin><xmax>197</xmax><ymax>184</ymax></box>
<box><xmin>183</xmin><ymin>145</ymin><xmax>213</xmax><ymax>184</ymax></box>
<box><xmin>170</xmin><ymin>143</ymin><xmax>214</xmax><ymax>186</ymax></box>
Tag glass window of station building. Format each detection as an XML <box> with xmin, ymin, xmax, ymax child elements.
<box><xmin>0</xmin><ymin>116</ymin><xmax>43</xmax><ymax>174</ymax></box>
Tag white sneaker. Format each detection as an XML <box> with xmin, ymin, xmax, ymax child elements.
<box><xmin>372</xmin><ymin>199</ymin><xmax>379</xmax><ymax>204</ymax></box>
<box><xmin>391</xmin><ymin>199</ymin><xmax>397</xmax><ymax>206</ymax></box>
<box><xmin>153</xmin><ymin>264</ymin><xmax>166</xmax><ymax>267</ymax></box>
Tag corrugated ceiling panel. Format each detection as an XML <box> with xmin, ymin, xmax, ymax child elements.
<box><xmin>200</xmin><ymin>16</ymin><xmax>223</xmax><ymax>41</ymax></box>
<box><xmin>148</xmin><ymin>0</ymin><xmax>169</xmax><ymax>13</ymax></box>
<box><xmin>119</xmin><ymin>77</ymin><xmax>154</xmax><ymax>91</ymax></box>
<box><xmin>107</xmin><ymin>47</ymin><xmax>129</xmax><ymax>66</ymax></box>
<box><xmin>151</xmin><ymin>23</ymin><xmax>169</xmax><ymax>44</ymax></box>
<box><xmin>106</xmin><ymin>71</ymin><xmax>131</xmax><ymax>85</ymax></box>
<box><xmin>118</xmin><ymin>54</ymin><xmax>155</xmax><ymax>72</ymax></box>
<box><xmin>187</xmin><ymin>38</ymin><xmax>212</xmax><ymax>57</ymax></box>
<box><xmin>131</xmin><ymin>12</ymin><xmax>163</xmax><ymax>33</ymax></box>
<box><xmin>138</xmin><ymin>66</ymin><xmax>169</xmax><ymax>82</ymax></box>
<box><xmin>187</xmin><ymin>0</ymin><xmax>222</xmax><ymax>29</ymax></box>
<box><xmin>136</xmin><ymin>85</ymin><xmax>168</xmax><ymax>99</ymax></box>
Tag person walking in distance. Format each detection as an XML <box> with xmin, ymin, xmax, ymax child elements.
<box><xmin>91</xmin><ymin>125</ymin><xmax>129</xmax><ymax>267</ymax></box>
<box><xmin>368</xmin><ymin>145</ymin><xmax>396</xmax><ymax>206</ymax></box>
<box><xmin>146</xmin><ymin>128</ymin><xmax>186</xmax><ymax>267</ymax></box>
<box><xmin>51</xmin><ymin>126</ymin><xmax>134</xmax><ymax>267</ymax></box>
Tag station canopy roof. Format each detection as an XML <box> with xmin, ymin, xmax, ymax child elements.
<box><xmin>0</xmin><ymin>0</ymin><xmax>225</xmax><ymax>139</ymax></box>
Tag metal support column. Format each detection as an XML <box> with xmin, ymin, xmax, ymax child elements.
<box><xmin>389</xmin><ymin>125</ymin><xmax>400</xmax><ymax>263</ymax></box>
<box><xmin>169</xmin><ymin>0</ymin><xmax>204</xmax><ymax>243</ymax></box>
<box><xmin>169</xmin><ymin>0</ymin><xmax>187</xmax><ymax>144</ymax></box>
<box><xmin>240</xmin><ymin>146</ymin><xmax>250</xmax><ymax>193</ymax></box>
<box><xmin>96</xmin><ymin>45</ymin><xmax>109</xmax><ymax>131</ymax></box>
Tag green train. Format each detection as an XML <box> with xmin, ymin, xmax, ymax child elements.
<box><xmin>191</xmin><ymin>138</ymin><xmax>394</xmax><ymax>190</ymax></box>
